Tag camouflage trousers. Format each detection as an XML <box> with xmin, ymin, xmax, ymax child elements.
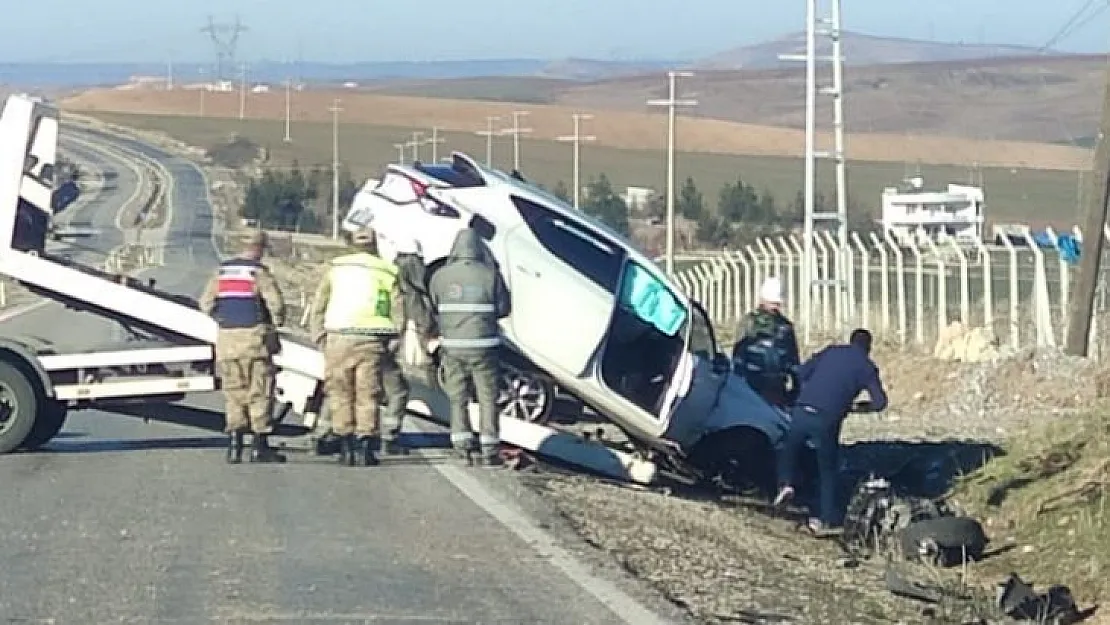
<box><xmin>324</xmin><ymin>334</ymin><xmax>410</xmax><ymax>439</ymax></box>
<box><xmin>440</xmin><ymin>349</ymin><xmax>500</xmax><ymax>452</ymax></box>
<box><xmin>215</xmin><ymin>327</ymin><xmax>277</xmax><ymax>435</ymax></box>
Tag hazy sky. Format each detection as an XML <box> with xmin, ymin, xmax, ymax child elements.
<box><xmin>6</xmin><ymin>0</ymin><xmax>1109</xmax><ymax>63</ymax></box>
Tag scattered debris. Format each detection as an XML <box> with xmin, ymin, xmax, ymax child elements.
<box><xmin>933</xmin><ymin>322</ymin><xmax>1000</xmax><ymax>363</ymax></box>
<box><xmin>996</xmin><ymin>573</ymin><xmax>1082</xmax><ymax>624</ymax></box>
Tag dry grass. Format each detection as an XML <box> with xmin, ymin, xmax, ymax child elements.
<box><xmin>62</xmin><ymin>87</ymin><xmax>1090</xmax><ymax>171</ymax></box>
<box><xmin>951</xmin><ymin>407</ymin><xmax>1110</xmax><ymax>604</ymax></box>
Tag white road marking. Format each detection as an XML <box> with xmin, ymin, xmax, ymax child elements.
<box><xmin>411</xmin><ymin>423</ymin><xmax>678</xmax><ymax>625</ymax></box>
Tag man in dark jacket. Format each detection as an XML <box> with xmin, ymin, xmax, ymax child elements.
<box><xmin>773</xmin><ymin>328</ymin><xmax>889</xmax><ymax>532</ymax></box>
<box><xmin>428</xmin><ymin>228</ymin><xmax>511</xmax><ymax>466</ymax></box>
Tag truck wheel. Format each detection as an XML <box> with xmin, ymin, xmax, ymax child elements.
<box><xmin>0</xmin><ymin>361</ymin><xmax>41</xmax><ymax>454</ymax></box>
<box><xmin>19</xmin><ymin>401</ymin><xmax>67</xmax><ymax>451</ymax></box>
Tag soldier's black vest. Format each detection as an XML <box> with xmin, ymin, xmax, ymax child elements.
<box><xmin>211</xmin><ymin>258</ymin><xmax>271</xmax><ymax>328</ymax></box>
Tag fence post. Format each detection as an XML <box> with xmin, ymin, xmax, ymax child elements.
<box><xmin>788</xmin><ymin>236</ymin><xmax>805</xmax><ymax>330</ymax></box>
<box><xmin>821</xmin><ymin>230</ymin><xmax>843</xmax><ymax>332</ymax></box>
<box><xmin>851</xmin><ymin>232</ymin><xmax>869</xmax><ymax>330</ymax></box>
<box><xmin>755</xmin><ymin>239</ymin><xmax>772</xmax><ymax>291</ymax></box>
<box><xmin>710</xmin><ymin>257</ymin><xmax>728</xmax><ymax>323</ymax></box>
<box><xmin>870</xmin><ymin>232</ymin><xmax>890</xmax><ymax>337</ymax></box>
<box><xmin>745</xmin><ymin>245</ymin><xmax>761</xmax><ymax>312</ymax></box>
<box><xmin>945</xmin><ymin>236</ymin><xmax>970</xmax><ymax>326</ymax></box>
<box><xmin>904</xmin><ymin>232</ymin><xmax>925</xmax><ymax>345</ymax></box>
<box><xmin>777</xmin><ymin>237</ymin><xmax>795</xmax><ymax>320</ymax></box>
<box><xmin>919</xmin><ymin>232</ymin><xmax>948</xmax><ymax>337</ymax></box>
<box><xmin>1021</xmin><ymin>226</ymin><xmax>1055</xmax><ymax>348</ymax></box>
<box><xmin>693</xmin><ymin>264</ymin><xmax>711</xmax><ymax>310</ymax></box>
<box><xmin>730</xmin><ymin>250</ymin><xmax>751</xmax><ymax>321</ymax></box>
<box><xmin>812</xmin><ymin>233</ymin><xmax>830</xmax><ymax>333</ymax></box>
<box><xmin>721</xmin><ymin>252</ymin><xmax>743</xmax><ymax>322</ymax></box>
<box><xmin>998</xmin><ymin>235</ymin><xmax>1020</xmax><ymax>350</ymax></box>
<box><xmin>676</xmin><ymin>271</ymin><xmax>693</xmax><ymax>298</ymax></box>
<box><xmin>883</xmin><ymin>230</ymin><xmax>908</xmax><ymax>344</ymax></box>
<box><xmin>973</xmin><ymin>236</ymin><xmax>994</xmax><ymax>336</ymax></box>
<box><xmin>1044</xmin><ymin>227</ymin><xmax>1071</xmax><ymax>340</ymax></box>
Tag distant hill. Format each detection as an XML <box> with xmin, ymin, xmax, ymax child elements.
<box><xmin>695</xmin><ymin>30</ymin><xmax>1067</xmax><ymax>70</ymax></box>
<box><xmin>0</xmin><ymin>57</ymin><xmax>678</xmax><ymax>88</ymax></box>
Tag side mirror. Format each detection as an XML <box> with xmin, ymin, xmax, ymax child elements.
<box><xmin>711</xmin><ymin>353</ymin><xmax>732</xmax><ymax>375</ymax></box>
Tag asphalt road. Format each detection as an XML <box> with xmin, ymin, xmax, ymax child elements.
<box><xmin>0</xmin><ymin>129</ymin><xmax>681</xmax><ymax>624</ymax></box>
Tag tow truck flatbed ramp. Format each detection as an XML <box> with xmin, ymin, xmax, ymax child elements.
<box><xmin>0</xmin><ymin>94</ymin><xmax>657</xmax><ymax>484</ymax></box>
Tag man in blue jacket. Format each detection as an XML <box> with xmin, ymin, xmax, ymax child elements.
<box><xmin>773</xmin><ymin>328</ymin><xmax>889</xmax><ymax>532</ymax></box>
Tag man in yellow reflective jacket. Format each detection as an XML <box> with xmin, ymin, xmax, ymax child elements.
<box><xmin>309</xmin><ymin>227</ymin><xmax>409</xmax><ymax>466</ymax></box>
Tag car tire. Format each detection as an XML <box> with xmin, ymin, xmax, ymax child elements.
<box><xmin>899</xmin><ymin>516</ymin><xmax>988</xmax><ymax>566</ymax></box>
<box><xmin>689</xmin><ymin>426</ymin><xmax>776</xmax><ymax>497</ymax></box>
<box><xmin>0</xmin><ymin>361</ymin><xmax>41</xmax><ymax>455</ymax></box>
<box><xmin>19</xmin><ymin>400</ymin><xmax>67</xmax><ymax>451</ymax></box>
<box><xmin>434</xmin><ymin>359</ymin><xmax>556</xmax><ymax>424</ymax></box>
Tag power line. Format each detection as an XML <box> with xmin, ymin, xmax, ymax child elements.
<box><xmin>1040</xmin><ymin>0</ymin><xmax>1109</xmax><ymax>52</ymax></box>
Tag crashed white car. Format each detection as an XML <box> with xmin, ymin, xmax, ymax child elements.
<box><xmin>344</xmin><ymin>152</ymin><xmax>792</xmax><ymax>489</ymax></box>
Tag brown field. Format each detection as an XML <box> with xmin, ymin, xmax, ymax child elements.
<box><xmin>63</xmin><ymin>86</ymin><xmax>1090</xmax><ymax>171</ymax></box>
<box><xmin>74</xmin><ymin>109</ymin><xmax>1085</xmax><ymax>227</ymax></box>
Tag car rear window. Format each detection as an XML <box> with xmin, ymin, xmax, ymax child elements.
<box><xmin>415</xmin><ymin>163</ymin><xmax>485</xmax><ymax>188</ymax></box>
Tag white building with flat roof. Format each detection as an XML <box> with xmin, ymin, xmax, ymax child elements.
<box><xmin>881</xmin><ymin>177</ymin><xmax>985</xmax><ymax>245</ymax></box>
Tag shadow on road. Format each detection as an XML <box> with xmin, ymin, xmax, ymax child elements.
<box><xmin>46</xmin><ymin>435</ymin><xmax>227</xmax><ymax>453</ymax></box>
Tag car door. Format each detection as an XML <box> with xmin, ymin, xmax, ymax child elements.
<box><xmin>505</xmin><ymin>195</ymin><xmax>623</xmax><ymax>377</ymax></box>
<box><xmin>657</xmin><ymin>299</ymin><xmax>731</xmax><ymax>445</ymax></box>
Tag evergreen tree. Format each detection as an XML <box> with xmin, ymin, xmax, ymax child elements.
<box><xmin>582</xmin><ymin>174</ymin><xmax>630</xmax><ymax>235</ymax></box>
<box><xmin>676</xmin><ymin>176</ymin><xmax>704</xmax><ymax>220</ymax></box>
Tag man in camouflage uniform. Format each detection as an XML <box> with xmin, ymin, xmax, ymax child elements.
<box><xmin>199</xmin><ymin>230</ymin><xmax>287</xmax><ymax>464</ymax></box>
<box><xmin>428</xmin><ymin>227</ymin><xmax>511</xmax><ymax>467</ymax></box>
<box><xmin>731</xmin><ymin>276</ymin><xmax>800</xmax><ymax>407</ymax></box>
<box><xmin>309</xmin><ymin>227</ymin><xmax>410</xmax><ymax>467</ymax></box>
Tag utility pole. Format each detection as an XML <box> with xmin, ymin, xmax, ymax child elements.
<box><xmin>555</xmin><ymin>113</ymin><xmax>596</xmax><ymax>209</ymax></box>
<box><xmin>238</xmin><ymin>62</ymin><xmax>248</xmax><ymax>121</ymax></box>
<box><xmin>393</xmin><ymin>143</ymin><xmax>406</xmax><ymax>164</ymax></box>
<box><xmin>166</xmin><ymin>55</ymin><xmax>174</xmax><ymax>90</ymax></box>
<box><xmin>1065</xmin><ymin>63</ymin><xmax>1110</xmax><ymax>355</ymax></box>
<box><xmin>425</xmin><ymin>127</ymin><xmax>445</xmax><ymax>162</ymax></box>
<box><xmin>647</xmin><ymin>71</ymin><xmax>697</xmax><ymax>277</ymax></box>
<box><xmin>476</xmin><ymin>116</ymin><xmax>501</xmax><ymax>166</ymax></box>
<box><xmin>329</xmin><ymin>98</ymin><xmax>342</xmax><ymax>240</ymax></box>
<box><xmin>283</xmin><ymin>77</ymin><xmax>292</xmax><ymax>143</ymax></box>
<box><xmin>197</xmin><ymin>67</ymin><xmax>206</xmax><ymax>116</ymax></box>
<box><xmin>778</xmin><ymin>0</ymin><xmax>849</xmax><ymax>345</ymax></box>
<box><xmin>408</xmin><ymin>131</ymin><xmax>424</xmax><ymax>162</ymax></box>
<box><xmin>499</xmin><ymin>111</ymin><xmax>532</xmax><ymax>171</ymax></box>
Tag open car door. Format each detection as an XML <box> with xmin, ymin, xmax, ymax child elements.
<box><xmin>656</xmin><ymin>299</ymin><xmax>731</xmax><ymax>445</ymax></box>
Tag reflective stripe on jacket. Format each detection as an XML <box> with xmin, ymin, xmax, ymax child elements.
<box><xmin>212</xmin><ymin>258</ymin><xmax>267</xmax><ymax>328</ymax></box>
<box><xmin>433</xmin><ymin>285</ymin><xmax>502</xmax><ymax>349</ymax></box>
<box><xmin>323</xmin><ymin>252</ymin><xmax>399</xmax><ymax>336</ymax></box>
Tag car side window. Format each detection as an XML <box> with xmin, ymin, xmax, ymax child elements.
<box><xmin>510</xmin><ymin>195</ymin><xmax>623</xmax><ymax>293</ymax></box>
<box><xmin>687</xmin><ymin>301</ymin><xmax>718</xmax><ymax>360</ymax></box>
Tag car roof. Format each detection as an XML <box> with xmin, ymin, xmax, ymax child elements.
<box><xmin>452</xmin><ymin>153</ymin><xmax>668</xmax><ymax>278</ymax></box>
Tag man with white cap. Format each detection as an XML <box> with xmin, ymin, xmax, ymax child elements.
<box><xmin>732</xmin><ymin>276</ymin><xmax>800</xmax><ymax>407</ymax></box>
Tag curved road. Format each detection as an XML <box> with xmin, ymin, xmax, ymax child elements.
<box><xmin>0</xmin><ymin>129</ymin><xmax>685</xmax><ymax>624</ymax></box>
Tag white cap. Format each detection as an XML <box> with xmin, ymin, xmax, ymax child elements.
<box><xmin>759</xmin><ymin>277</ymin><xmax>783</xmax><ymax>304</ymax></box>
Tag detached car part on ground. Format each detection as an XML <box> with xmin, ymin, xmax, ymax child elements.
<box><xmin>841</xmin><ymin>476</ymin><xmax>988</xmax><ymax>567</ymax></box>
<box><xmin>343</xmin><ymin>153</ymin><xmax>801</xmax><ymax>493</ymax></box>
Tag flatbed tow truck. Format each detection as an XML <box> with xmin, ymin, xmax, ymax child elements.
<box><xmin>0</xmin><ymin>94</ymin><xmax>657</xmax><ymax>483</ymax></box>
